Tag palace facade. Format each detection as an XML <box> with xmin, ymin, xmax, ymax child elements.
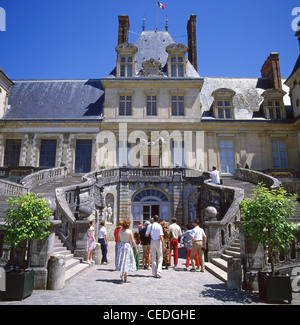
<box><xmin>1</xmin><ymin>15</ymin><xmax>300</xmax><ymax>228</ymax></box>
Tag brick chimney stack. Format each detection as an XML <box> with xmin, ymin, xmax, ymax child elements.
<box><xmin>118</xmin><ymin>15</ymin><xmax>130</xmax><ymax>45</ymax></box>
<box><xmin>261</xmin><ymin>52</ymin><xmax>282</xmax><ymax>89</ymax></box>
<box><xmin>187</xmin><ymin>14</ymin><xmax>198</xmax><ymax>72</ymax></box>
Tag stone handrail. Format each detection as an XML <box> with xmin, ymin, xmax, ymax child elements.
<box><xmin>200</xmin><ymin>178</ymin><xmax>244</xmax><ymax>260</ymax></box>
<box><xmin>235</xmin><ymin>167</ymin><xmax>281</xmax><ymax>189</ymax></box>
<box><xmin>21</xmin><ymin>167</ymin><xmax>68</xmax><ymax>189</ymax></box>
<box><xmin>0</xmin><ymin>179</ymin><xmax>29</xmax><ymax>197</ymax></box>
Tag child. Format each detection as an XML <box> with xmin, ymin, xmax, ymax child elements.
<box><xmin>181</xmin><ymin>223</ymin><xmax>200</xmax><ymax>270</ymax></box>
<box><xmin>133</xmin><ymin>232</ymin><xmax>141</xmax><ymax>270</ymax></box>
<box><xmin>86</xmin><ymin>220</ymin><xmax>96</xmax><ymax>264</ymax></box>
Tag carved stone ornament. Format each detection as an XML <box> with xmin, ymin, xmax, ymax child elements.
<box><xmin>139</xmin><ymin>58</ymin><xmax>164</xmax><ymax>77</ymax></box>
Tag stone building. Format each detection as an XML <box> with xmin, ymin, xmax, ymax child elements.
<box><xmin>0</xmin><ymin>14</ymin><xmax>299</xmax><ymax>229</ymax></box>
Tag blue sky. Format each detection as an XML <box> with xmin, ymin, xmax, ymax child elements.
<box><xmin>0</xmin><ymin>0</ymin><xmax>299</xmax><ymax>80</ymax></box>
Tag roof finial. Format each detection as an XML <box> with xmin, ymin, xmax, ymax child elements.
<box><xmin>142</xmin><ymin>16</ymin><xmax>146</xmax><ymax>31</ymax></box>
<box><xmin>165</xmin><ymin>15</ymin><xmax>168</xmax><ymax>31</ymax></box>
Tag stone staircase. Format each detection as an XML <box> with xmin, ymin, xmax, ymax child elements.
<box><xmin>0</xmin><ymin>175</ymin><xmax>91</xmax><ymax>283</ymax></box>
<box><xmin>205</xmin><ymin>239</ymin><xmax>241</xmax><ymax>283</ymax></box>
<box><xmin>53</xmin><ymin>235</ymin><xmax>90</xmax><ymax>282</ymax></box>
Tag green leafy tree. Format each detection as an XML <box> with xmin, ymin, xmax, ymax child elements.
<box><xmin>4</xmin><ymin>192</ymin><xmax>52</xmax><ymax>269</ymax></box>
<box><xmin>240</xmin><ymin>183</ymin><xmax>298</xmax><ymax>276</ymax></box>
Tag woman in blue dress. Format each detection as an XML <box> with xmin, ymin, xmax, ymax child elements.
<box><xmin>116</xmin><ymin>218</ymin><xmax>137</xmax><ymax>283</ymax></box>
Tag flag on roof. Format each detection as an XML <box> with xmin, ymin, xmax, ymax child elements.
<box><xmin>157</xmin><ymin>1</ymin><xmax>165</xmax><ymax>9</ymax></box>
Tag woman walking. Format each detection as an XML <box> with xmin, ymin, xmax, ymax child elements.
<box><xmin>116</xmin><ymin>218</ymin><xmax>137</xmax><ymax>283</ymax></box>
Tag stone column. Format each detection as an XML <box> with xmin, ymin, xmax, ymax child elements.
<box><xmin>28</xmin><ymin>220</ymin><xmax>61</xmax><ymax>290</ymax></box>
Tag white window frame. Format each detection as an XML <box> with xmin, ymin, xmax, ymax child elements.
<box><xmin>171</xmin><ymin>95</ymin><xmax>184</xmax><ymax>116</ymax></box>
<box><xmin>119</xmin><ymin>95</ymin><xmax>132</xmax><ymax>116</ymax></box>
<box><xmin>271</xmin><ymin>140</ymin><xmax>288</xmax><ymax>169</ymax></box>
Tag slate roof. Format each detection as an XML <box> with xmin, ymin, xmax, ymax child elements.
<box><xmin>201</xmin><ymin>77</ymin><xmax>291</xmax><ymax>120</ymax></box>
<box><xmin>107</xmin><ymin>30</ymin><xmax>200</xmax><ymax>78</ymax></box>
<box><xmin>5</xmin><ymin>79</ymin><xmax>104</xmax><ymax>120</ymax></box>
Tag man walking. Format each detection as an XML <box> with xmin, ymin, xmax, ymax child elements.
<box><xmin>190</xmin><ymin>220</ymin><xmax>207</xmax><ymax>272</ymax></box>
<box><xmin>169</xmin><ymin>217</ymin><xmax>182</xmax><ymax>267</ymax></box>
<box><xmin>146</xmin><ymin>215</ymin><xmax>166</xmax><ymax>278</ymax></box>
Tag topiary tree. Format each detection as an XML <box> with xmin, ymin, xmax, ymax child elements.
<box><xmin>4</xmin><ymin>192</ymin><xmax>52</xmax><ymax>270</ymax></box>
<box><xmin>240</xmin><ymin>183</ymin><xmax>298</xmax><ymax>276</ymax></box>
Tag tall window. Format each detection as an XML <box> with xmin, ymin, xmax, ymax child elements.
<box><xmin>217</xmin><ymin>100</ymin><xmax>232</xmax><ymax>119</ymax></box>
<box><xmin>146</xmin><ymin>96</ymin><xmax>157</xmax><ymax>116</ymax></box>
<box><xmin>75</xmin><ymin>140</ymin><xmax>92</xmax><ymax>173</ymax></box>
<box><xmin>120</xmin><ymin>55</ymin><xmax>133</xmax><ymax>77</ymax></box>
<box><xmin>272</xmin><ymin>141</ymin><xmax>287</xmax><ymax>168</ymax></box>
<box><xmin>171</xmin><ymin>95</ymin><xmax>184</xmax><ymax>116</ymax></box>
<box><xmin>4</xmin><ymin>139</ymin><xmax>21</xmax><ymax>166</ymax></box>
<box><xmin>220</xmin><ymin>140</ymin><xmax>234</xmax><ymax>174</ymax></box>
<box><xmin>119</xmin><ymin>95</ymin><xmax>132</xmax><ymax>116</ymax></box>
<box><xmin>39</xmin><ymin>140</ymin><xmax>57</xmax><ymax>168</ymax></box>
<box><xmin>170</xmin><ymin>55</ymin><xmax>184</xmax><ymax>77</ymax></box>
<box><xmin>267</xmin><ymin>100</ymin><xmax>283</xmax><ymax>119</ymax></box>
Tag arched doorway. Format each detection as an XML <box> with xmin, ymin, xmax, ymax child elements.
<box><xmin>132</xmin><ymin>188</ymin><xmax>170</xmax><ymax>228</ymax></box>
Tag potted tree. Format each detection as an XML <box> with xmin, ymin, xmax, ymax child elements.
<box><xmin>0</xmin><ymin>192</ymin><xmax>52</xmax><ymax>301</ymax></box>
<box><xmin>240</xmin><ymin>183</ymin><xmax>298</xmax><ymax>303</ymax></box>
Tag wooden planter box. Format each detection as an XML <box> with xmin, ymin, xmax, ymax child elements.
<box><xmin>258</xmin><ymin>271</ymin><xmax>292</xmax><ymax>304</ymax></box>
<box><xmin>0</xmin><ymin>269</ymin><xmax>34</xmax><ymax>301</ymax></box>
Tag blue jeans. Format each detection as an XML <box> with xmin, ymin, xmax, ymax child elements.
<box><xmin>98</xmin><ymin>238</ymin><xmax>107</xmax><ymax>263</ymax></box>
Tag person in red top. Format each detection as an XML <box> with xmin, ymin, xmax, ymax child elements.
<box><xmin>114</xmin><ymin>221</ymin><xmax>123</xmax><ymax>269</ymax></box>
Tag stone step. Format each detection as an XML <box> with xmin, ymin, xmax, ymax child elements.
<box><xmin>206</xmin><ymin>240</ymin><xmax>241</xmax><ymax>283</ymax></box>
<box><xmin>224</xmin><ymin>249</ymin><xmax>241</xmax><ymax>258</ymax></box>
<box><xmin>205</xmin><ymin>262</ymin><xmax>228</xmax><ymax>282</ymax></box>
<box><xmin>211</xmin><ymin>257</ymin><xmax>227</xmax><ymax>272</ymax></box>
<box><xmin>52</xmin><ymin>235</ymin><xmax>90</xmax><ymax>283</ymax></box>
<box><xmin>65</xmin><ymin>263</ymin><xmax>90</xmax><ymax>282</ymax></box>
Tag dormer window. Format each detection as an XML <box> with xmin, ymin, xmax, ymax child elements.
<box><xmin>212</xmin><ymin>88</ymin><xmax>236</xmax><ymax>119</ymax></box>
<box><xmin>170</xmin><ymin>55</ymin><xmax>184</xmax><ymax>77</ymax></box>
<box><xmin>115</xmin><ymin>43</ymin><xmax>138</xmax><ymax>78</ymax></box>
<box><xmin>166</xmin><ymin>43</ymin><xmax>188</xmax><ymax>78</ymax></box>
<box><xmin>120</xmin><ymin>55</ymin><xmax>133</xmax><ymax>77</ymax></box>
<box><xmin>262</xmin><ymin>89</ymin><xmax>286</xmax><ymax>120</ymax></box>
<box><xmin>216</xmin><ymin>100</ymin><xmax>232</xmax><ymax>119</ymax></box>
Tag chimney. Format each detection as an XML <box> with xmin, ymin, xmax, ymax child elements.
<box><xmin>118</xmin><ymin>15</ymin><xmax>130</xmax><ymax>45</ymax></box>
<box><xmin>261</xmin><ymin>52</ymin><xmax>282</xmax><ymax>89</ymax></box>
<box><xmin>187</xmin><ymin>14</ymin><xmax>198</xmax><ymax>71</ymax></box>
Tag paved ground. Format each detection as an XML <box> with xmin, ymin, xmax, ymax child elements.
<box><xmin>1</xmin><ymin>242</ymin><xmax>300</xmax><ymax>307</ymax></box>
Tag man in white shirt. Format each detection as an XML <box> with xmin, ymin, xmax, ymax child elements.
<box><xmin>209</xmin><ymin>166</ymin><xmax>220</xmax><ymax>185</ymax></box>
<box><xmin>169</xmin><ymin>217</ymin><xmax>182</xmax><ymax>267</ymax></box>
<box><xmin>190</xmin><ymin>220</ymin><xmax>207</xmax><ymax>272</ymax></box>
<box><xmin>146</xmin><ymin>215</ymin><xmax>166</xmax><ymax>278</ymax></box>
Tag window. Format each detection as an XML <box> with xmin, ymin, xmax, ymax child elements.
<box><xmin>171</xmin><ymin>95</ymin><xmax>184</xmax><ymax>116</ymax></box>
<box><xmin>267</xmin><ymin>100</ymin><xmax>283</xmax><ymax>119</ymax></box>
<box><xmin>170</xmin><ymin>55</ymin><xmax>184</xmax><ymax>77</ymax></box>
<box><xmin>116</xmin><ymin>43</ymin><xmax>137</xmax><ymax>78</ymax></box>
<box><xmin>39</xmin><ymin>140</ymin><xmax>57</xmax><ymax>168</ymax></box>
<box><xmin>146</xmin><ymin>96</ymin><xmax>157</xmax><ymax>116</ymax></box>
<box><xmin>75</xmin><ymin>140</ymin><xmax>92</xmax><ymax>173</ymax></box>
<box><xmin>272</xmin><ymin>141</ymin><xmax>287</xmax><ymax>168</ymax></box>
<box><xmin>220</xmin><ymin>140</ymin><xmax>235</xmax><ymax>174</ymax></box>
<box><xmin>217</xmin><ymin>100</ymin><xmax>232</xmax><ymax>119</ymax></box>
<box><xmin>4</xmin><ymin>139</ymin><xmax>21</xmax><ymax>166</ymax></box>
<box><xmin>172</xmin><ymin>140</ymin><xmax>185</xmax><ymax>167</ymax></box>
<box><xmin>262</xmin><ymin>89</ymin><xmax>286</xmax><ymax>120</ymax></box>
<box><xmin>211</xmin><ymin>88</ymin><xmax>236</xmax><ymax>119</ymax></box>
<box><xmin>119</xmin><ymin>95</ymin><xmax>132</xmax><ymax>116</ymax></box>
<box><xmin>120</xmin><ymin>55</ymin><xmax>133</xmax><ymax>77</ymax></box>
<box><xmin>166</xmin><ymin>43</ymin><xmax>188</xmax><ymax>78</ymax></box>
